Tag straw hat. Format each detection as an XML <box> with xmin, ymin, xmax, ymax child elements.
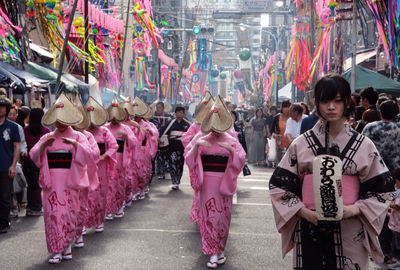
<box><xmin>201</xmin><ymin>95</ymin><xmax>232</xmax><ymax>134</ymax></box>
<box><xmin>71</xmin><ymin>95</ymin><xmax>90</xmax><ymax>130</ymax></box>
<box><xmin>42</xmin><ymin>93</ymin><xmax>83</xmax><ymax>127</ymax></box>
<box><xmin>195</xmin><ymin>99</ymin><xmax>214</xmax><ymax>124</ymax></box>
<box><xmin>84</xmin><ymin>96</ymin><xmax>108</xmax><ymax>127</ymax></box>
<box><xmin>132</xmin><ymin>96</ymin><xmax>149</xmax><ymax>117</ymax></box>
<box><xmin>150</xmin><ymin>99</ymin><xmax>173</xmax><ymax>113</ymax></box>
<box><xmin>120</xmin><ymin>96</ymin><xmax>135</xmax><ymax>116</ymax></box>
<box><xmin>107</xmin><ymin>95</ymin><xmax>126</xmax><ymax>122</ymax></box>
<box><xmin>0</xmin><ymin>95</ymin><xmax>11</xmax><ymax>106</ymax></box>
<box><xmin>195</xmin><ymin>91</ymin><xmax>214</xmax><ymax>118</ymax></box>
<box><xmin>143</xmin><ymin>107</ymin><xmax>154</xmax><ymax>120</ymax></box>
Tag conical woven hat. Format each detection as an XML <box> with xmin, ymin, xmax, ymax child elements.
<box><xmin>84</xmin><ymin>96</ymin><xmax>108</xmax><ymax>127</ymax></box>
<box><xmin>201</xmin><ymin>95</ymin><xmax>232</xmax><ymax>134</ymax></box>
<box><xmin>195</xmin><ymin>91</ymin><xmax>214</xmax><ymax>117</ymax></box>
<box><xmin>42</xmin><ymin>93</ymin><xmax>83</xmax><ymax>127</ymax></box>
<box><xmin>107</xmin><ymin>95</ymin><xmax>126</xmax><ymax>122</ymax></box>
<box><xmin>150</xmin><ymin>99</ymin><xmax>173</xmax><ymax>113</ymax></box>
<box><xmin>195</xmin><ymin>99</ymin><xmax>214</xmax><ymax>124</ymax></box>
<box><xmin>132</xmin><ymin>96</ymin><xmax>149</xmax><ymax>117</ymax></box>
<box><xmin>143</xmin><ymin>107</ymin><xmax>154</xmax><ymax>120</ymax></box>
<box><xmin>120</xmin><ymin>96</ymin><xmax>135</xmax><ymax>116</ymax></box>
<box><xmin>71</xmin><ymin>95</ymin><xmax>90</xmax><ymax>130</ymax></box>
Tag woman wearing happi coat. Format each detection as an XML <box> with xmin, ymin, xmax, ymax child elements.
<box><xmin>105</xmin><ymin>96</ymin><xmax>137</xmax><ymax>219</ymax></box>
<box><xmin>120</xmin><ymin>97</ymin><xmax>140</xmax><ymax>206</ymax></box>
<box><xmin>30</xmin><ymin>93</ymin><xmax>91</xmax><ymax>263</ymax></box>
<box><xmin>142</xmin><ymin>107</ymin><xmax>159</xmax><ymax>191</ymax></box>
<box><xmin>185</xmin><ymin>96</ymin><xmax>246</xmax><ymax>268</ymax></box>
<box><xmin>132</xmin><ymin>96</ymin><xmax>153</xmax><ymax>199</ymax></box>
<box><xmin>86</xmin><ymin>97</ymin><xmax>118</xmax><ymax>232</ymax></box>
<box><xmin>269</xmin><ymin>74</ymin><xmax>395</xmax><ymax>270</ymax></box>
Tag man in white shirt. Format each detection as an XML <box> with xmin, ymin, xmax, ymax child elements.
<box><xmin>284</xmin><ymin>103</ymin><xmax>306</xmax><ymax>144</ymax></box>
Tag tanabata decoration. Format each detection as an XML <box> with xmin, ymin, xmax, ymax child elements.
<box><xmin>0</xmin><ymin>6</ymin><xmax>24</xmax><ymax>62</ymax></box>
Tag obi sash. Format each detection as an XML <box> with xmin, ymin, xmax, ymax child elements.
<box><xmin>302</xmin><ymin>174</ymin><xmax>359</xmax><ymax>210</ymax></box>
<box><xmin>116</xmin><ymin>138</ymin><xmax>124</xmax><ymax>153</ymax></box>
<box><xmin>47</xmin><ymin>150</ymin><xmax>72</xmax><ymax>169</ymax></box>
<box><xmin>97</xmin><ymin>142</ymin><xmax>106</xmax><ymax>155</ymax></box>
<box><xmin>201</xmin><ymin>155</ymin><xmax>229</xmax><ymax>173</ymax></box>
<box><xmin>142</xmin><ymin>137</ymin><xmax>147</xmax><ymax>146</ymax></box>
<box><xmin>169</xmin><ymin>130</ymin><xmax>185</xmax><ymax>141</ymax></box>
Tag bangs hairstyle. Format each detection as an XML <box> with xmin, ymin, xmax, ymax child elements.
<box><xmin>175</xmin><ymin>105</ymin><xmax>185</xmax><ymax>113</ymax></box>
<box><xmin>314</xmin><ymin>74</ymin><xmax>352</xmax><ymax>119</ymax></box>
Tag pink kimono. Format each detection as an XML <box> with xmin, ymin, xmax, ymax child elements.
<box><xmin>269</xmin><ymin>122</ymin><xmax>395</xmax><ymax>269</ymax></box>
<box><xmin>143</xmin><ymin>121</ymin><xmax>159</xmax><ymax>187</ymax></box>
<box><xmin>185</xmin><ymin>132</ymin><xmax>246</xmax><ymax>255</ymax></box>
<box><xmin>135</xmin><ymin>120</ymin><xmax>151</xmax><ymax>193</ymax></box>
<box><xmin>30</xmin><ymin>127</ymin><xmax>91</xmax><ymax>253</ymax></box>
<box><xmin>105</xmin><ymin>122</ymin><xmax>137</xmax><ymax>212</ymax></box>
<box><xmin>182</xmin><ymin>123</ymin><xmax>201</xmax><ymax>148</ymax></box>
<box><xmin>123</xmin><ymin>120</ymin><xmax>139</xmax><ymax>201</ymax></box>
<box><xmin>88</xmin><ymin>126</ymin><xmax>118</xmax><ymax>223</ymax></box>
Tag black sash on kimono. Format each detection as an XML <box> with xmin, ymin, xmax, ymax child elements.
<box><xmin>116</xmin><ymin>138</ymin><xmax>124</xmax><ymax>153</ymax></box>
<box><xmin>47</xmin><ymin>151</ymin><xmax>72</xmax><ymax>169</ymax></box>
<box><xmin>97</xmin><ymin>142</ymin><xmax>106</xmax><ymax>155</ymax></box>
<box><xmin>142</xmin><ymin>137</ymin><xmax>147</xmax><ymax>146</ymax></box>
<box><xmin>295</xmin><ymin>130</ymin><xmax>363</xmax><ymax>270</ymax></box>
<box><xmin>201</xmin><ymin>155</ymin><xmax>229</xmax><ymax>173</ymax></box>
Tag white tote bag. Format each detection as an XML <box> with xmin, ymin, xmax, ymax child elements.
<box><xmin>267</xmin><ymin>137</ymin><xmax>277</xmax><ymax>162</ymax></box>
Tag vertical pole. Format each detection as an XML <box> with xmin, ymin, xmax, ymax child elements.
<box><xmin>119</xmin><ymin>0</ymin><xmax>132</xmax><ymax>96</ymax></box>
<box><xmin>84</xmin><ymin>0</ymin><xmax>89</xmax><ymax>84</ymax></box>
<box><xmin>275</xmin><ymin>36</ymin><xmax>279</xmax><ymax>106</ymax></box>
<box><xmin>350</xmin><ymin>0</ymin><xmax>357</xmax><ymax>92</ymax></box>
<box><xmin>55</xmin><ymin>0</ymin><xmax>79</xmax><ymax>95</ymax></box>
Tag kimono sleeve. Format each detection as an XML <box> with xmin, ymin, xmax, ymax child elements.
<box><xmin>29</xmin><ymin>133</ymin><xmax>53</xmax><ymax>189</ymax></box>
<box><xmin>219</xmin><ymin>138</ymin><xmax>246</xmax><ymax>196</ymax></box>
<box><xmin>184</xmin><ymin>143</ymin><xmax>204</xmax><ymax>191</ymax></box>
<box><xmin>103</xmin><ymin>128</ymin><xmax>118</xmax><ymax>158</ymax></box>
<box><xmin>182</xmin><ymin>124</ymin><xmax>198</xmax><ymax>148</ymax></box>
<box><xmin>269</xmin><ymin>140</ymin><xmax>305</xmax><ymax>234</ymax></box>
<box><xmin>355</xmin><ymin>137</ymin><xmax>395</xmax><ymax>235</ymax></box>
<box><xmin>86</xmin><ymin>131</ymin><xmax>100</xmax><ymax>163</ymax></box>
<box><xmin>69</xmin><ymin>132</ymin><xmax>91</xmax><ymax>190</ymax></box>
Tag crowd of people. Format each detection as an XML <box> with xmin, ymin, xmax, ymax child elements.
<box><xmin>1</xmin><ymin>74</ymin><xmax>400</xmax><ymax>268</ymax></box>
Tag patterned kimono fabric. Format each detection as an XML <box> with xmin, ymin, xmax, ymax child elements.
<box><xmin>143</xmin><ymin>121</ymin><xmax>159</xmax><ymax>187</ymax></box>
<box><xmin>269</xmin><ymin>122</ymin><xmax>394</xmax><ymax>270</ymax></box>
<box><xmin>185</xmin><ymin>132</ymin><xmax>246</xmax><ymax>254</ymax></box>
<box><xmin>122</xmin><ymin>120</ymin><xmax>139</xmax><ymax>202</ymax></box>
<box><xmin>87</xmin><ymin>126</ymin><xmax>118</xmax><ymax>226</ymax></box>
<box><xmin>151</xmin><ymin>113</ymin><xmax>170</xmax><ymax>175</ymax></box>
<box><xmin>105</xmin><ymin>123</ymin><xmax>136</xmax><ymax>213</ymax></box>
<box><xmin>30</xmin><ymin>127</ymin><xmax>90</xmax><ymax>253</ymax></box>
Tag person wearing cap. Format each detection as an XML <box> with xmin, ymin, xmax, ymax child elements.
<box><xmin>105</xmin><ymin>96</ymin><xmax>137</xmax><ymax>219</ymax></box>
<box><xmin>160</xmin><ymin>104</ymin><xmax>191</xmax><ymax>190</ymax></box>
<box><xmin>0</xmin><ymin>95</ymin><xmax>20</xmax><ymax>233</ymax></box>
<box><xmin>185</xmin><ymin>95</ymin><xmax>246</xmax><ymax>268</ymax></box>
<box><xmin>269</xmin><ymin>74</ymin><xmax>394</xmax><ymax>269</ymax></box>
<box><xmin>120</xmin><ymin>97</ymin><xmax>141</xmax><ymax>206</ymax></box>
<box><xmin>70</xmin><ymin>95</ymin><xmax>101</xmax><ymax>248</ymax></box>
<box><xmin>132</xmin><ymin>96</ymin><xmax>154</xmax><ymax>199</ymax></box>
<box><xmin>29</xmin><ymin>93</ymin><xmax>91</xmax><ymax>263</ymax></box>
<box><xmin>86</xmin><ymin>97</ymin><xmax>118</xmax><ymax>232</ymax></box>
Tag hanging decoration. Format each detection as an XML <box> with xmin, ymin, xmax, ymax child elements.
<box><xmin>0</xmin><ymin>6</ymin><xmax>23</xmax><ymax>62</ymax></box>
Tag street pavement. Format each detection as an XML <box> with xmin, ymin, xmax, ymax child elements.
<box><xmin>0</xmin><ymin>164</ymin><xmax>386</xmax><ymax>270</ymax></box>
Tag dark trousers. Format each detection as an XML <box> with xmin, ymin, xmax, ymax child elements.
<box><xmin>379</xmin><ymin>216</ymin><xmax>393</xmax><ymax>258</ymax></box>
<box><xmin>0</xmin><ymin>172</ymin><xmax>12</xmax><ymax>228</ymax></box>
<box><xmin>23</xmin><ymin>165</ymin><xmax>42</xmax><ymax>211</ymax></box>
<box><xmin>168</xmin><ymin>145</ymin><xmax>185</xmax><ymax>186</ymax></box>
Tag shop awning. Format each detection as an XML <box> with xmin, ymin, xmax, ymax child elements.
<box><xmin>0</xmin><ymin>62</ymin><xmax>49</xmax><ymax>90</ymax></box>
<box><xmin>29</xmin><ymin>42</ymin><xmax>54</xmax><ymax>64</ymax></box>
<box><xmin>0</xmin><ymin>65</ymin><xmax>25</xmax><ymax>93</ymax></box>
<box><xmin>343</xmin><ymin>50</ymin><xmax>376</xmax><ymax>71</ymax></box>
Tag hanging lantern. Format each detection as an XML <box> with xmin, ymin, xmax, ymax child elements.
<box><xmin>219</xmin><ymin>73</ymin><xmax>227</xmax><ymax>80</ymax></box>
<box><xmin>239</xmin><ymin>48</ymin><xmax>251</xmax><ymax>61</ymax></box>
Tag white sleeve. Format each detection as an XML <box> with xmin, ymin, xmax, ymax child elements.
<box><xmin>18</xmin><ymin>125</ymin><xmax>27</xmax><ymax>153</ymax></box>
<box><xmin>284</xmin><ymin>118</ymin><xmax>294</xmax><ymax>137</ymax></box>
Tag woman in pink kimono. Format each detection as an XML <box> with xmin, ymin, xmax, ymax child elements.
<box><xmin>30</xmin><ymin>93</ymin><xmax>91</xmax><ymax>263</ymax></box>
<box><xmin>185</xmin><ymin>96</ymin><xmax>246</xmax><ymax>268</ymax></box>
<box><xmin>105</xmin><ymin>96</ymin><xmax>137</xmax><ymax>219</ymax></box>
<box><xmin>143</xmin><ymin>108</ymin><xmax>159</xmax><ymax>194</ymax></box>
<box><xmin>269</xmin><ymin>74</ymin><xmax>395</xmax><ymax>269</ymax></box>
<box><xmin>132</xmin><ymin>96</ymin><xmax>152</xmax><ymax>199</ymax></box>
<box><xmin>85</xmin><ymin>97</ymin><xmax>118</xmax><ymax>232</ymax></box>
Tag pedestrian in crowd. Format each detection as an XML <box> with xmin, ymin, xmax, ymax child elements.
<box><xmin>20</xmin><ymin>106</ymin><xmax>31</xmax><ymax>126</ymax></box>
<box><xmin>350</xmin><ymin>106</ymin><xmax>366</xmax><ymax>129</ymax></box>
<box><xmin>0</xmin><ymin>95</ymin><xmax>20</xmax><ymax>233</ymax></box>
<box><xmin>151</xmin><ymin>101</ymin><xmax>172</xmax><ymax>180</ymax></box>
<box><xmin>29</xmin><ymin>93</ymin><xmax>91</xmax><ymax>263</ymax></box>
<box><xmin>355</xmin><ymin>108</ymin><xmax>381</xmax><ymax>133</ymax></box>
<box><xmin>351</xmin><ymin>92</ymin><xmax>361</xmax><ymax>107</ymax></box>
<box><xmin>360</xmin><ymin>86</ymin><xmax>380</xmax><ymax>120</ymax></box>
<box><xmin>387</xmin><ymin>168</ymin><xmax>400</xmax><ymax>269</ymax></box>
<box><xmin>300</xmin><ymin>99</ymin><xmax>318</xmax><ymax>134</ymax></box>
<box><xmin>300</xmin><ymin>102</ymin><xmax>310</xmax><ymax>115</ymax></box>
<box><xmin>86</xmin><ymin>96</ymin><xmax>118</xmax><ymax>232</ymax></box>
<box><xmin>185</xmin><ymin>96</ymin><xmax>246</xmax><ymax>268</ymax></box>
<box><xmin>231</xmin><ymin>110</ymin><xmax>247</xmax><ymax>153</ymax></box>
<box><xmin>269</xmin><ymin>74</ymin><xmax>394</xmax><ymax>269</ymax></box>
<box><xmin>7</xmin><ymin>104</ymin><xmax>28</xmax><ymax>216</ymax></box>
<box><xmin>243</xmin><ymin>106</ymin><xmax>255</xmax><ymax>162</ymax></box>
<box><xmin>105</xmin><ymin>96</ymin><xmax>136</xmax><ymax>219</ymax></box>
<box><xmin>269</xmin><ymin>105</ymin><xmax>278</xmax><ymax>117</ymax></box>
<box><xmin>22</xmin><ymin>108</ymin><xmax>50</xmax><ymax>216</ymax></box>
<box><xmin>160</xmin><ymin>104</ymin><xmax>190</xmax><ymax>190</ymax></box>
<box><xmin>250</xmin><ymin>108</ymin><xmax>267</xmax><ymax>166</ymax></box>
<box><xmin>14</xmin><ymin>99</ymin><xmax>22</xmax><ymax>109</ymax></box>
<box><xmin>284</xmin><ymin>103</ymin><xmax>306</xmax><ymax>144</ymax></box>
<box><xmin>270</xmin><ymin>99</ymin><xmax>291</xmax><ymax>164</ymax></box>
